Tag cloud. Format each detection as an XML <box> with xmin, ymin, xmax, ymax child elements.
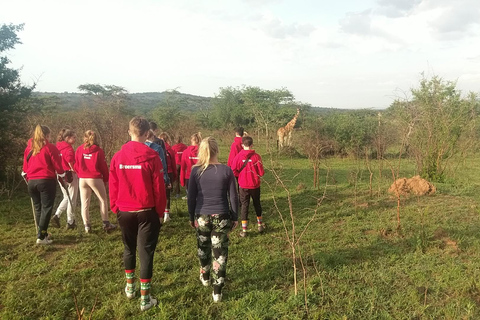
<box><xmin>339</xmin><ymin>9</ymin><xmax>373</xmax><ymax>36</ymax></box>
<box><xmin>376</xmin><ymin>0</ymin><xmax>422</xmax><ymax>17</ymax></box>
<box><xmin>428</xmin><ymin>3</ymin><xmax>480</xmax><ymax>40</ymax></box>
<box><xmin>261</xmin><ymin>18</ymin><xmax>315</xmax><ymax>39</ymax></box>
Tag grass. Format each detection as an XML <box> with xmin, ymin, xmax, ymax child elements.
<box><xmin>2</xmin><ymin>143</ymin><xmax>480</xmax><ymax>319</ymax></box>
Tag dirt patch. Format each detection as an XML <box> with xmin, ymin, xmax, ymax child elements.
<box><xmin>433</xmin><ymin>228</ymin><xmax>460</xmax><ymax>253</ymax></box>
<box><xmin>388</xmin><ymin>175</ymin><xmax>436</xmax><ymax>196</ymax></box>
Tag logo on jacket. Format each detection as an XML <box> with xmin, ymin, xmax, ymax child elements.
<box><xmin>119</xmin><ymin>164</ymin><xmax>142</xmax><ymax>169</ymax></box>
<box><xmin>83</xmin><ymin>154</ymin><xmax>92</xmax><ymax>160</ymax></box>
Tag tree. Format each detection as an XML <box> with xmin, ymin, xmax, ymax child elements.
<box><xmin>389</xmin><ymin>75</ymin><xmax>479</xmax><ymax>181</ymax></box>
<box><xmin>0</xmin><ymin>23</ymin><xmax>34</xmax><ymax>183</ymax></box>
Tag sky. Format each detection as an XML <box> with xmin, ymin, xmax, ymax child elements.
<box><xmin>2</xmin><ymin>0</ymin><xmax>480</xmax><ymax>109</ymax></box>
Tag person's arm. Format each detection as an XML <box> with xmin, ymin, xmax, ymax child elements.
<box><xmin>152</xmin><ymin>156</ymin><xmax>166</xmax><ymax>218</ymax></box>
<box><xmin>50</xmin><ymin>145</ymin><xmax>65</xmax><ymax>175</ymax></box>
<box><xmin>187</xmin><ymin>168</ymin><xmax>198</xmax><ymax>224</ymax></box>
<box><xmin>109</xmin><ymin>157</ymin><xmax>119</xmax><ymax>214</ymax></box>
<box><xmin>227</xmin><ymin>168</ymin><xmax>239</xmax><ymax>222</ymax></box>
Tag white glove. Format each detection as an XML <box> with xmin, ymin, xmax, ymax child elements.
<box><xmin>57</xmin><ymin>172</ymin><xmax>66</xmax><ymax>178</ymax></box>
<box><xmin>21</xmin><ymin>171</ymin><xmax>27</xmax><ymax>177</ymax></box>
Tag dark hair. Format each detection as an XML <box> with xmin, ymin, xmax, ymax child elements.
<box><xmin>242</xmin><ymin>136</ymin><xmax>253</xmax><ymax>147</ymax></box>
<box><xmin>159</xmin><ymin>132</ymin><xmax>171</xmax><ymax>144</ymax></box>
<box><xmin>235</xmin><ymin>127</ymin><xmax>244</xmax><ymax>137</ymax></box>
<box><xmin>130</xmin><ymin>117</ymin><xmax>151</xmax><ymax>137</ymax></box>
<box><xmin>175</xmin><ymin>135</ymin><xmax>184</xmax><ymax>144</ymax></box>
<box><xmin>149</xmin><ymin>121</ymin><xmax>158</xmax><ymax>131</ymax></box>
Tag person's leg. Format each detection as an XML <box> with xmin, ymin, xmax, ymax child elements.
<box><xmin>54</xmin><ymin>179</ymin><xmax>68</xmax><ymax>218</ymax></box>
<box><xmin>89</xmin><ymin>179</ymin><xmax>110</xmax><ymax>223</ymax></box>
<box><xmin>117</xmin><ymin>211</ymin><xmax>139</xmax><ymax>298</ymax></box>
<box><xmin>175</xmin><ymin>164</ymin><xmax>181</xmax><ymax>196</ymax></box>
<box><xmin>37</xmin><ymin>179</ymin><xmax>57</xmax><ymax>240</ymax></box>
<box><xmin>239</xmin><ymin>188</ymin><xmax>250</xmax><ymax>235</ymax></box>
<box><xmin>164</xmin><ymin>172</ymin><xmax>174</xmax><ymax>221</ymax></box>
<box><xmin>137</xmin><ymin>209</ymin><xmax>160</xmax><ymax>310</ymax></box>
<box><xmin>250</xmin><ymin>187</ymin><xmax>264</xmax><ymax>231</ymax></box>
<box><xmin>79</xmin><ymin>178</ymin><xmax>92</xmax><ymax>230</ymax></box>
<box><xmin>195</xmin><ymin>214</ymin><xmax>213</xmax><ymax>284</ymax></box>
<box><xmin>183</xmin><ymin>179</ymin><xmax>189</xmax><ymax>200</ymax></box>
<box><xmin>28</xmin><ymin>180</ymin><xmax>42</xmax><ymax>238</ymax></box>
<box><xmin>66</xmin><ymin>173</ymin><xmax>79</xmax><ymax>225</ymax></box>
<box><xmin>211</xmin><ymin>213</ymin><xmax>231</xmax><ymax>298</ymax></box>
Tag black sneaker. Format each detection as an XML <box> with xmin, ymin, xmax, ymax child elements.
<box><xmin>66</xmin><ymin>221</ymin><xmax>77</xmax><ymax>230</ymax></box>
<box><xmin>51</xmin><ymin>215</ymin><xmax>60</xmax><ymax>228</ymax></box>
<box><xmin>103</xmin><ymin>222</ymin><xmax>117</xmax><ymax>233</ymax></box>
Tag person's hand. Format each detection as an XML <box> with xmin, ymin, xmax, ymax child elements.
<box><xmin>167</xmin><ymin>183</ymin><xmax>172</xmax><ymax>189</ymax></box>
<box><xmin>21</xmin><ymin>171</ymin><xmax>27</xmax><ymax>178</ymax></box>
<box><xmin>230</xmin><ymin>221</ymin><xmax>239</xmax><ymax>231</ymax></box>
<box><xmin>190</xmin><ymin>221</ymin><xmax>196</xmax><ymax>229</ymax></box>
<box><xmin>159</xmin><ymin>217</ymin><xmax>164</xmax><ymax>225</ymax></box>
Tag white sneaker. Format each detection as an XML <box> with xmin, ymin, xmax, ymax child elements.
<box><xmin>125</xmin><ymin>283</ymin><xmax>136</xmax><ymax>299</ymax></box>
<box><xmin>164</xmin><ymin>213</ymin><xmax>171</xmax><ymax>223</ymax></box>
<box><xmin>36</xmin><ymin>237</ymin><xmax>53</xmax><ymax>245</ymax></box>
<box><xmin>182</xmin><ymin>196</ymin><xmax>188</xmax><ymax>200</ymax></box>
<box><xmin>140</xmin><ymin>297</ymin><xmax>158</xmax><ymax>311</ymax></box>
<box><xmin>212</xmin><ymin>292</ymin><xmax>222</xmax><ymax>303</ymax></box>
<box><xmin>199</xmin><ymin>273</ymin><xmax>210</xmax><ymax>287</ymax></box>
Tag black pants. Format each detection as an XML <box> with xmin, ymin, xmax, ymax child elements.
<box><xmin>166</xmin><ymin>172</ymin><xmax>175</xmax><ymax>210</ymax></box>
<box><xmin>174</xmin><ymin>165</ymin><xmax>181</xmax><ymax>195</ymax></box>
<box><xmin>117</xmin><ymin>209</ymin><xmax>160</xmax><ymax>279</ymax></box>
<box><xmin>239</xmin><ymin>187</ymin><xmax>262</xmax><ymax>221</ymax></box>
<box><xmin>28</xmin><ymin>179</ymin><xmax>57</xmax><ymax>239</ymax></box>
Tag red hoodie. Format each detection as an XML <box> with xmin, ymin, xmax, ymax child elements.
<box><xmin>180</xmin><ymin>145</ymin><xmax>198</xmax><ymax>187</ymax></box>
<box><xmin>23</xmin><ymin>139</ymin><xmax>64</xmax><ymax>180</ymax></box>
<box><xmin>172</xmin><ymin>143</ymin><xmax>187</xmax><ymax>165</ymax></box>
<box><xmin>75</xmin><ymin>144</ymin><xmax>109</xmax><ymax>182</ymax></box>
<box><xmin>227</xmin><ymin>136</ymin><xmax>243</xmax><ymax>167</ymax></box>
<box><xmin>165</xmin><ymin>143</ymin><xmax>177</xmax><ymax>179</ymax></box>
<box><xmin>231</xmin><ymin>149</ymin><xmax>264</xmax><ymax>189</ymax></box>
<box><xmin>56</xmin><ymin>141</ymin><xmax>75</xmax><ymax>171</ymax></box>
<box><xmin>109</xmin><ymin>141</ymin><xmax>166</xmax><ymax>217</ymax></box>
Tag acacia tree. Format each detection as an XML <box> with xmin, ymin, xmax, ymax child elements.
<box><xmin>390</xmin><ymin>76</ymin><xmax>479</xmax><ymax>182</ymax></box>
<box><xmin>0</xmin><ymin>23</ymin><xmax>34</xmax><ymax>184</ymax></box>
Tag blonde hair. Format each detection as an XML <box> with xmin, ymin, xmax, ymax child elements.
<box><xmin>191</xmin><ymin>132</ymin><xmax>202</xmax><ymax>145</ymax></box>
<box><xmin>130</xmin><ymin>116</ymin><xmax>150</xmax><ymax>137</ymax></box>
<box><xmin>194</xmin><ymin>137</ymin><xmax>219</xmax><ymax>176</ymax></box>
<box><xmin>83</xmin><ymin>130</ymin><xmax>99</xmax><ymax>148</ymax></box>
<box><xmin>32</xmin><ymin>125</ymin><xmax>50</xmax><ymax>156</ymax></box>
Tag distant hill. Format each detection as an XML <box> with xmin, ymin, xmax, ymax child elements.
<box><xmin>32</xmin><ymin>91</ymin><xmax>357</xmax><ymax>115</ymax></box>
<box><xmin>32</xmin><ymin>91</ymin><xmax>214</xmax><ymax>114</ymax></box>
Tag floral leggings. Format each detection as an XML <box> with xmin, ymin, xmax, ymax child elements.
<box><xmin>195</xmin><ymin>213</ymin><xmax>231</xmax><ymax>294</ymax></box>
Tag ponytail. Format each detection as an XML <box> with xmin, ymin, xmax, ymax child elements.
<box><xmin>83</xmin><ymin>130</ymin><xmax>98</xmax><ymax>148</ymax></box>
<box><xmin>32</xmin><ymin>125</ymin><xmax>50</xmax><ymax>156</ymax></box>
<box><xmin>194</xmin><ymin>137</ymin><xmax>218</xmax><ymax>176</ymax></box>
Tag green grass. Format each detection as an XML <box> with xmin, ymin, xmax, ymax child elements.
<box><xmin>2</xmin><ymin>145</ymin><xmax>480</xmax><ymax>319</ymax></box>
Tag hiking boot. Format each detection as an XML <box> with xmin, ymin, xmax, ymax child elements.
<box><xmin>125</xmin><ymin>283</ymin><xmax>137</xmax><ymax>299</ymax></box>
<box><xmin>140</xmin><ymin>296</ymin><xmax>158</xmax><ymax>311</ymax></box>
<box><xmin>66</xmin><ymin>221</ymin><xmax>77</xmax><ymax>230</ymax></box>
<box><xmin>36</xmin><ymin>237</ymin><xmax>53</xmax><ymax>245</ymax></box>
<box><xmin>103</xmin><ymin>222</ymin><xmax>117</xmax><ymax>233</ymax></box>
<box><xmin>212</xmin><ymin>292</ymin><xmax>222</xmax><ymax>303</ymax></box>
<box><xmin>239</xmin><ymin>231</ymin><xmax>247</xmax><ymax>238</ymax></box>
<box><xmin>182</xmin><ymin>195</ymin><xmax>188</xmax><ymax>200</ymax></box>
<box><xmin>199</xmin><ymin>273</ymin><xmax>210</xmax><ymax>287</ymax></box>
<box><xmin>85</xmin><ymin>224</ymin><xmax>92</xmax><ymax>234</ymax></box>
<box><xmin>51</xmin><ymin>215</ymin><xmax>60</xmax><ymax>228</ymax></box>
<box><xmin>258</xmin><ymin>223</ymin><xmax>266</xmax><ymax>233</ymax></box>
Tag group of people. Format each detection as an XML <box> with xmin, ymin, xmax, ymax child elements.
<box><xmin>22</xmin><ymin>118</ymin><xmax>265</xmax><ymax>310</ymax></box>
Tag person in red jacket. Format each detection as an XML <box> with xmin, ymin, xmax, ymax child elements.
<box><xmin>109</xmin><ymin>116</ymin><xmax>166</xmax><ymax>312</ymax></box>
<box><xmin>180</xmin><ymin>132</ymin><xmax>202</xmax><ymax>199</ymax></box>
<box><xmin>227</xmin><ymin>127</ymin><xmax>244</xmax><ymax>168</ymax></box>
<box><xmin>171</xmin><ymin>135</ymin><xmax>187</xmax><ymax>198</ymax></box>
<box><xmin>22</xmin><ymin>125</ymin><xmax>65</xmax><ymax>245</ymax></box>
<box><xmin>51</xmin><ymin>128</ymin><xmax>78</xmax><ymax>230</ymax></box>
<box><xmin>75</xmin><ymin>130</ymin><xmax>116</xmax><ymax>233</ymax></box>
<box><xmin>231</xmin><ymin>136</ymin><xmax>265</xmax><ymax>237</ymax></box>
<box><xmin>159</xmin><ymin>132</ymin><xmax>177</xmax><ymax>222</ymax></box>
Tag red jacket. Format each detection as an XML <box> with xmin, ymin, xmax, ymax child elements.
<box><xmin>75</xmin><ymin>144</ymin><xmax>109</xmax><ymax>182</ymax></box>
<box><xmin>180</xmin><ymin>145</ymin><xmax>198</xmax><ymax>186</ymax></box>
<box><xmin>56</xmin><ymin>141</ymin><xmax>75</xmax><ymax>171</ymax></box>
<box><xmin>227</xmin><ymin>136</ymin><xmax>243</xmax><ymax>167</ymax></box>
<box><xmin>165</xmin><ymin>143</ymin><xmax>177</xmax><ymax>180</ymax></box>
<box><xmin>172</xmin><ymin>143</ymin><xmax>187</xmax><ymax>165</ymax></box>
<box><xmin>231</xmin><ymin>149</ymin><xmax>264</xmax><ymax>189</ymax></box>
<box><xmin>109</xmin><ymin>141</ymin><xmax>166</xmax><ymax>217</ymax></box>
<box><xmin>23</xmin><ymin>139</ymin><xmax>64</xmax><ymax>180</ymax></box>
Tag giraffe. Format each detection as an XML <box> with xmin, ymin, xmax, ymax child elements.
<box><xmin>277</xmin><ymin>108</ymin><xmax>300</xmax><ymax>149</ymax></box>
